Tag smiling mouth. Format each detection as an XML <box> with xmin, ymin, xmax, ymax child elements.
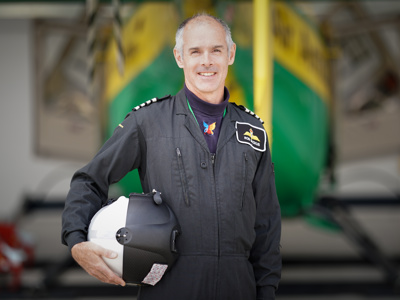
<box><xmin>198</xmin><ymin>72</ymin><xmax>216</xmax><ymax>77</ymax></box>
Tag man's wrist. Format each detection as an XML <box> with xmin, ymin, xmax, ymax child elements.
<box><xmin>257</xmin><ymin>285</ymin><xmax>276</xmax><ymax>300</ymax></box>
<box><xmin>65</xmin><ymin>231</ymin><xmax>87</xmax><ymax>252</ymax></box>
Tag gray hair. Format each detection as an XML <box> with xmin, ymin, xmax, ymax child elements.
<box><xmin>174</xmin><ymin>13</ymin><xmax>234</xmax><ymax>57</ymax></box>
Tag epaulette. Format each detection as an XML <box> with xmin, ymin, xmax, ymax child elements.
<box><xmin>232</xmin><ymin>103</ymin><xmax>264</xmax><ymax>124</ymax></box>
<box><xmin>132</xmin><ymin>94</ymin><xmax>171</xmax><ymax>112</ymax></box>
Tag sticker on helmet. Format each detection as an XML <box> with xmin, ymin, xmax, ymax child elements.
<box><xmin>142</xmin><ymin>263</ymin><xmax>168</xmax><ymax>286</ymax></box>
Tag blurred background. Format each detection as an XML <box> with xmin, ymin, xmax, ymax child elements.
<box><xmin>0</xmin><ymin>0</ymin><xmax>399</xmax><ymax>299</ymax></box>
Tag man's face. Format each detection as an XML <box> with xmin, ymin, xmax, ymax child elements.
<box><xmin>174</xmin><ymin>17</ymin><xmax>236</xmax><ymax>104</ymax></box>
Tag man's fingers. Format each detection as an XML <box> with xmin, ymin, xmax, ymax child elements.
<box><xmin>87</xmin><ymin>258</ymin><xmax>125</xmax><ymax>286</ymax></box>
<box><xmin>87</xmin><ymin>242</ymin><xmax>117</xmax><ymax>258</ymax></box>
<box><xmin>100</xmin><ymin>248</ymin><xmax>118</xmax><ymax>259</ymax></box>
<box><xmin>71</xmin><ymin>241</ymin><xmax>125</xmax><ymax>286</ymax></box>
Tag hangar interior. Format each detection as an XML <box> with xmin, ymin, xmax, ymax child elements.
<box><xmin>0</xmin><ymin>1</ymin><xmax>399</xmax><ymax>299</ymax></box>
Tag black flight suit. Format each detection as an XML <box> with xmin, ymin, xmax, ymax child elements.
<box><xmin>62</xmin><ymin>89</ymin><xmax>281</xmax><ymax>300</ymax></box>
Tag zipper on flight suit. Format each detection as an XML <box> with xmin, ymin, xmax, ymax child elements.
<box><xmin>176</xmin><ymin>148</ymin><xmax>190</xmax><ymax>206</ymax></box>
<box><xmin>211</xmin><ymin>153</ymin><xmax>216</xmax><ymax>166</ymax></box>
<box><xmin>210</xmin><ymin>152</ymin><xmax>221</xmax><ymax>299</ymax></box>
<box><xmin>210</xmin><ymin>153</ymin><xmax>219</xmax><ymax>248</ymax></box>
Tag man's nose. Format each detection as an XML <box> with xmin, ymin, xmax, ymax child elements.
<box><xmin>201</xmin><ymin>52</ymin><xmax>213</xmax><ymax>67</ymax></box>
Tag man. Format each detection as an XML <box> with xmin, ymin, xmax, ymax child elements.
<box><xmin>62</xmin><ymin>13</ymin><xmax>281</xmax><ymax>300</ymax></box>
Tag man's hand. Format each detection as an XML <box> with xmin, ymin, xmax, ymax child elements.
<box><xmin>71</xmin><ymin>241</ymin><xmax>126</xmax><ymax>286</ymax></box>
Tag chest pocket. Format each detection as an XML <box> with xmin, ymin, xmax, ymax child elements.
<box><xmin>175</xmin><ymin>147</ymin><xmax>190</xmax><ymax>206</ymax></box>
<box><xmin>240</xmin><ymin>152</ymin><xmax>248</xmax><ymax>210</ymax></box>
<box><xmin>226</xmin><ymin>146</ymin><xmax>259</xmax><ymax>212</ymax></box>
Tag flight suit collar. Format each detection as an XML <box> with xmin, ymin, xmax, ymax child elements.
<box><xmin>175</xmin><ymin>89</ymin><xmax>237</xmax><ymax>154</ymax></box>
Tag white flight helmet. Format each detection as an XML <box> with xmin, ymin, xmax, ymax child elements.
<box><xmin>88</xmin><ymin>190</ymin><xmax>180</xmax><ymax>286</ymax></box>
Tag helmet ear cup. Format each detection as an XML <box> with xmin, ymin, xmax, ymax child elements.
<box><xmin>88</xmin><ymin>191</ymin><xmax>181</xmax><ymax>285</ymax></box>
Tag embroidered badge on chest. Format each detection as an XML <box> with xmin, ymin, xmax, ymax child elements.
<box><xmin>203</xmin><ymin>121</ymin><xmax>216</xmax><ymax>135</ymax></box>
<box><xmin>235</xmin><ymin>122</ymin><xmax>266</xmax><ymax>152</ymax></box>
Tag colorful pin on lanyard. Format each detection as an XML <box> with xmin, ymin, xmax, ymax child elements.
<box><xmin>186</xmin><ymin>98</ymin><xmax>226</xmax><ymax>127</ymax></box>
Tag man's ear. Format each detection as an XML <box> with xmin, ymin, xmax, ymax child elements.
<box><xmin>173</xmin><ymin>48</ymin><xmax>184</xmax><ymax>69</ymax></box>
<box><xmin>228</xmin><ymin>43</ymin><xmax>236</xmax><ymax>66</ymax></box>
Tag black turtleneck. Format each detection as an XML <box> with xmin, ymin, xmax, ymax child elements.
<box><xmin>184</xmin><ymin>84</ymin><xmax>230</xmax><ymax>153</ymax></box>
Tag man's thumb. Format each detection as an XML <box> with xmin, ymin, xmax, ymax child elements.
<box><xmin>104</xmin><ymin>250</ymin><xmax>118</xmax><ymax>259</ymax></box>
<box><xmin>91</xmin><ymin>242</ymin><xmax>117</xmax><ymax>259</ymax></box>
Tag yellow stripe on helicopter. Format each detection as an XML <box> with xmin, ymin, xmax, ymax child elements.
<box><xmin>272</xmin><ymin>2</ymin><xmax>330</xmax><ymax>103</ymax></box>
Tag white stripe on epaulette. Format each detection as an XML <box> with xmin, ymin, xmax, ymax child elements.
<box><xmin>132</xmin><ymin>95</ymin><xmax>171</xmax><ymax>112</ymax></box>
<box><xmin>232</xmin><ymin>103</ymin><xmax>264</xmax><ymax>124</ymax></box>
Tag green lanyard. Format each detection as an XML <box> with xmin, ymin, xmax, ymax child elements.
<box><xmin>186</xmin><ymin>98</ymin><xmax>227</xmax><ymax>127</ymax></box>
